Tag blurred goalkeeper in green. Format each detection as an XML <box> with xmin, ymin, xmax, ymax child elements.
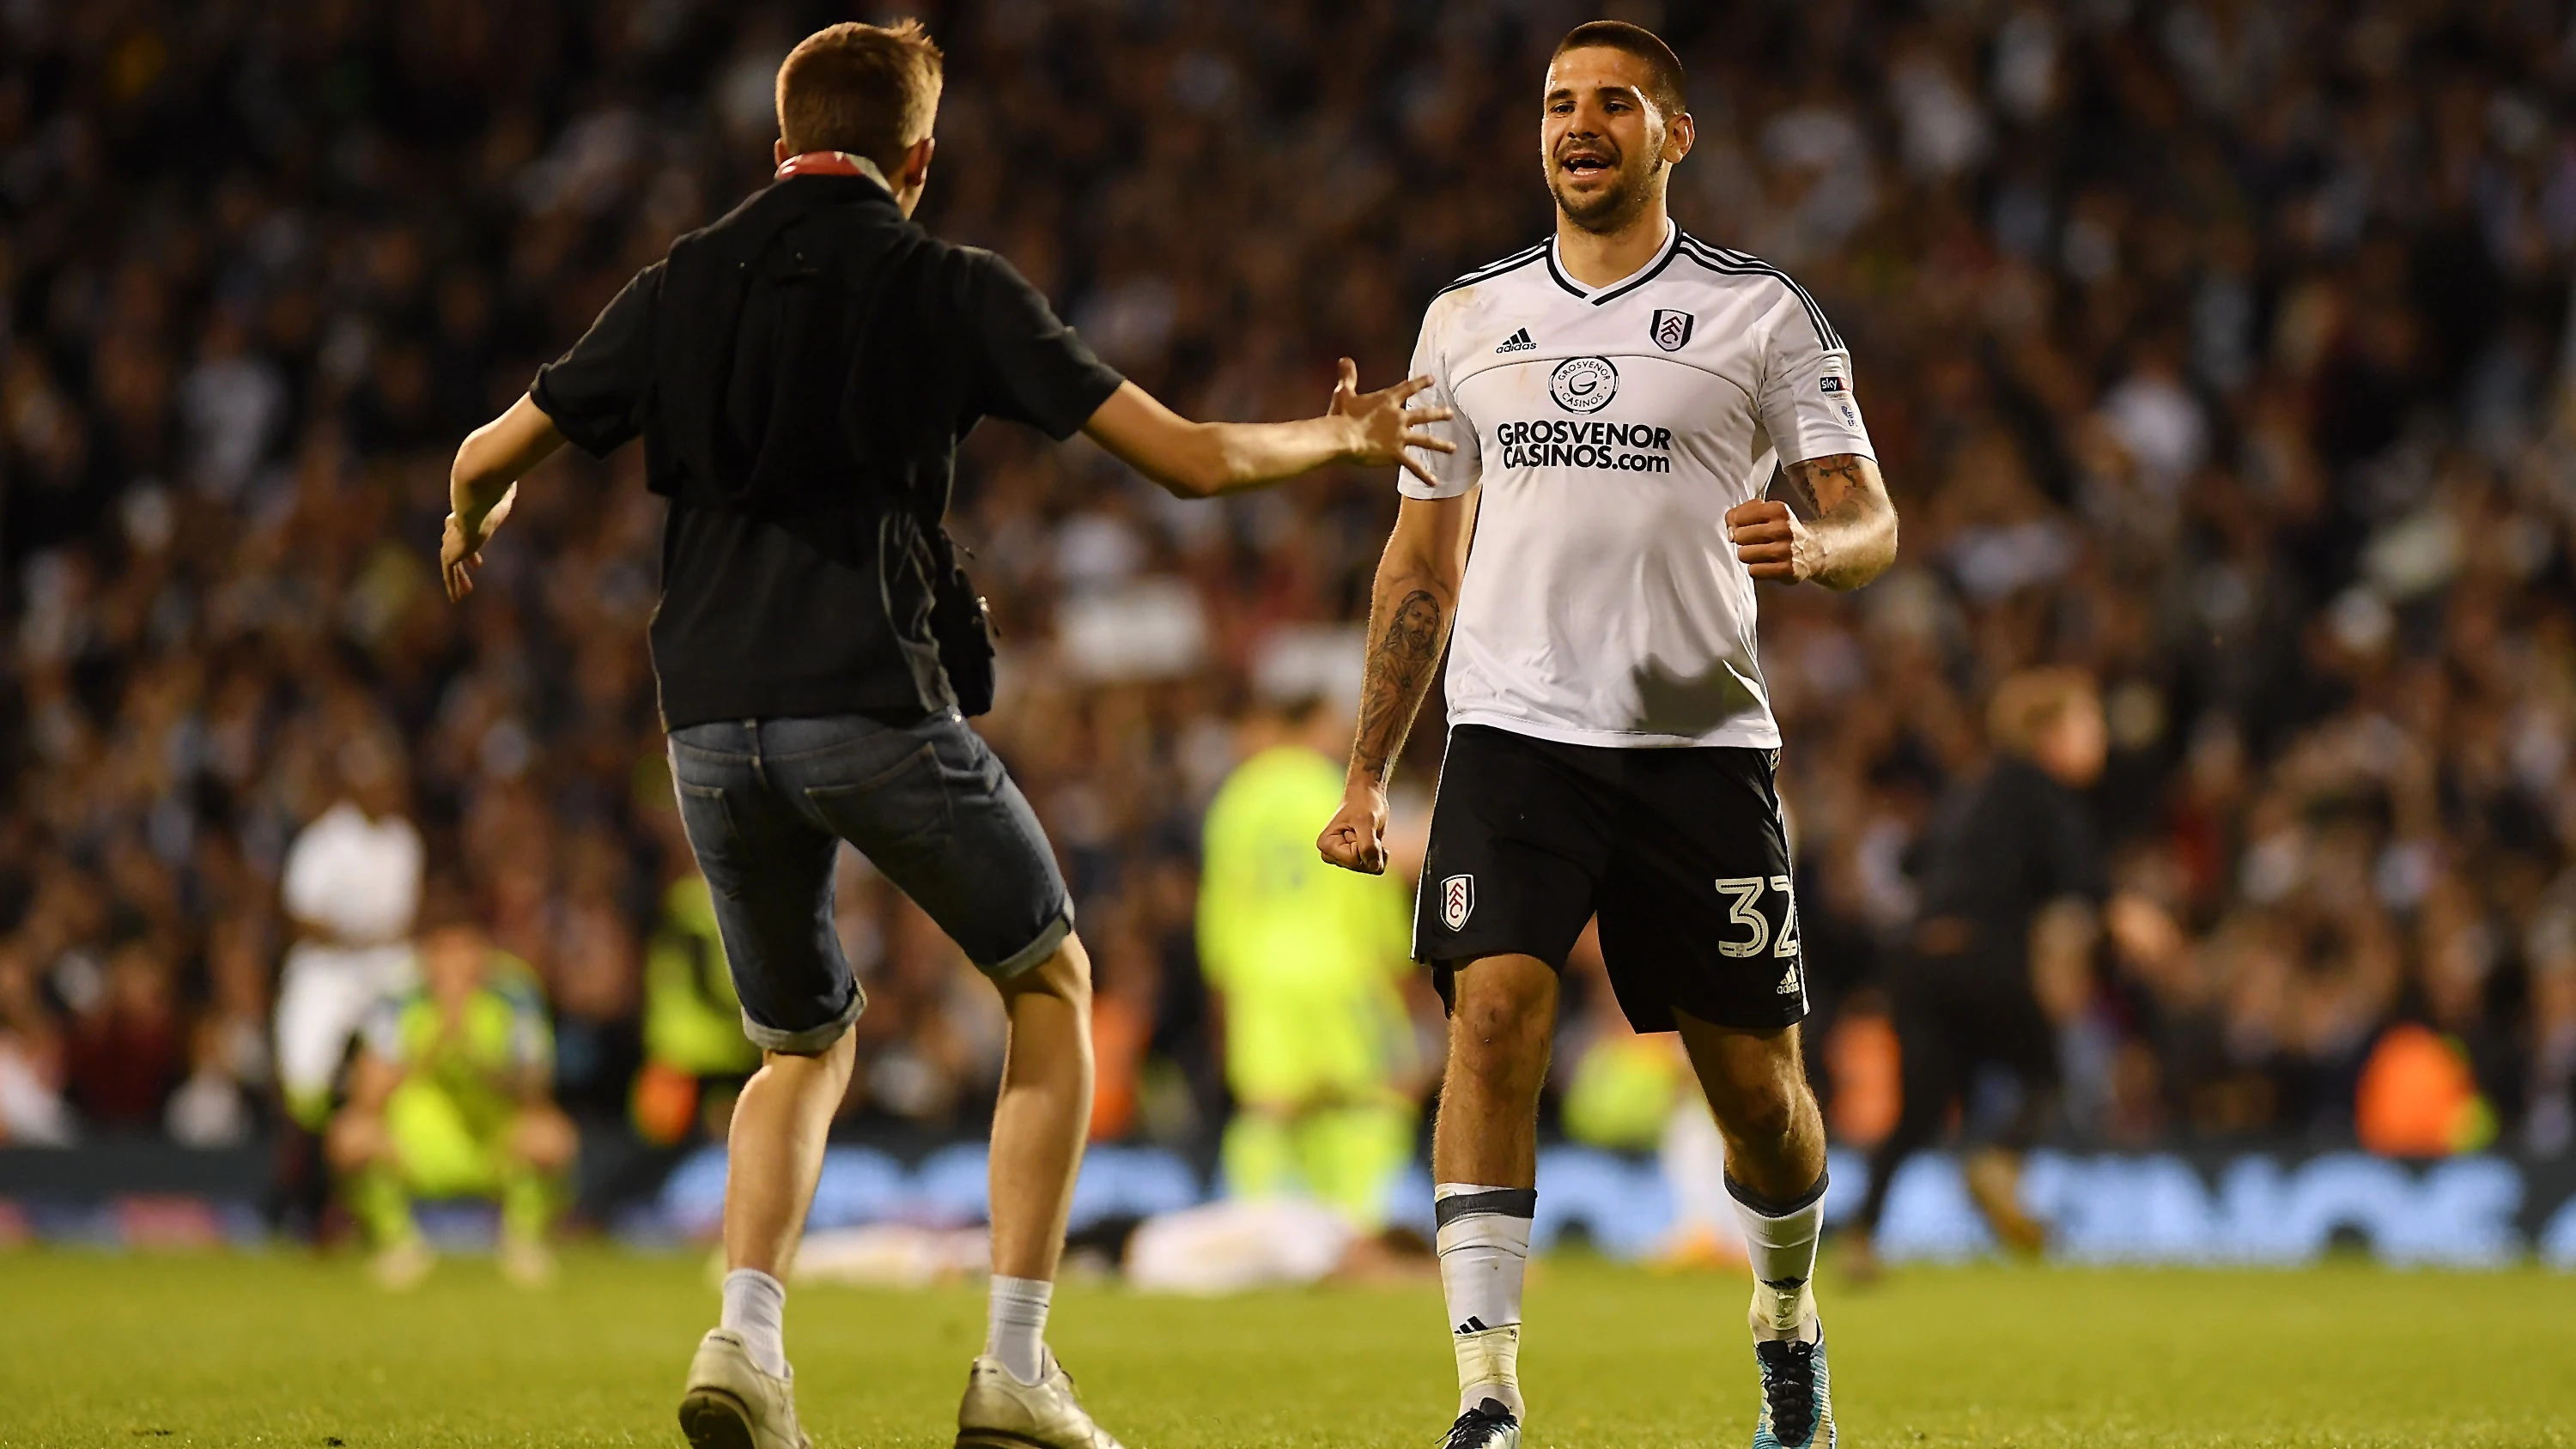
<box><xmin>327</xmin><ymin>906</ymin><xmax>578</xmax><ymax>1289</ymax></box>
<box><xmin>1199</xmin><ymin>688</ymin><xmax>1422</xmax><ymax>1229</ymax></box>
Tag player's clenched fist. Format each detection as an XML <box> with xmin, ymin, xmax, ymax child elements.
<box><xmin>1317</xmin><ymin>785</ymin><xmax>1390</xmax><ymax>874</ymax></box>
<box><xmin>1725</xmin><ymin>498</ymin><xmax>1822</xmax><ymax>585</ymax></box>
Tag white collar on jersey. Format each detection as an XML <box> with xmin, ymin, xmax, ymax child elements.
<box><xmin>1544</xmin><ymin>219</ymin><xmax>1680</xmax><ymax>305</ymax></box>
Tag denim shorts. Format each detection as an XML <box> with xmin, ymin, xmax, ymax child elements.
<box><xmin>665</xmin><ymin>712</ymin><xmax>1074</xmax><ymax>1053</ymax></box>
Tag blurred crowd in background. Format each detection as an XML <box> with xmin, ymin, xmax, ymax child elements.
<box><xmin>5</xmin><ymin>0</ymin><xmax>2576</xmax><ymax>1174</ymax></box>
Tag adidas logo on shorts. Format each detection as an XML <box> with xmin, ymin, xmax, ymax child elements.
<box><xmin>1494</xmin><ymin>327</ymin><xmax>1536</xmax><ymax>354</ymax></box>
<box><xmin>1777</xmin><ymin>964</ymin><xmax>1803</xmax><ymax>996</ymax></box>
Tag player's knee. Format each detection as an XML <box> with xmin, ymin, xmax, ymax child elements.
<box><xmin>1449</xmin><ymin>973</ymin><xmax>1552</xmax><ymax>1070</ymax></box>
<box><xmin>1002</xmin><ymin>933</ymin><xmax>1092</xmax><ymax>1011</ymax></box>
<box><xmin>1730</xmin><ymin>1075</ymin><xmax>1806</xmax><ymax>1151</ymax></box>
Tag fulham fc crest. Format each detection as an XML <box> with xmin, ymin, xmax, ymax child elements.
<box><xmin>1651</xmin><ymin>308</ymin><xmax>1694</xmax><ymax>352</ymax></box>
<box><xmin>1441</xmin><ymin>874</ymin><xmax>1476</xmax><ymax>931</ymax></box>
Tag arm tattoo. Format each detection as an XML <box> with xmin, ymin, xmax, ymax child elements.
<box><xmin>1783</xmin><ymin>452</ymin><xmax>1898</xmax><ymax>589</ymax></box>
<box><xmin>1351</xmin><ymin>589</ymin><xmax>1445</xmax><ymax>786</ymax></box>
<box><xmin>1787</xmin><ymin>453</ymin><xmax>1868</xmax><ymax>516</ymax></box>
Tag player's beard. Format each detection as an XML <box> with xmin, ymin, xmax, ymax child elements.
<box><xmin>1548</xmin><ymin>151</ymin><xmax>1664</xmax><ymax>234</ymax></box>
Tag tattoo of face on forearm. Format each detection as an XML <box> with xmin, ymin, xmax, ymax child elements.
<box><xmin>1794</xmin><ymin>454</ymin><xmax>1868</xmax><ymax>515</ymax></box>
<box><xmin>1353</xmin><ymin>589</ymin><xmax>1444</xmax><ymax>778</ymax></box>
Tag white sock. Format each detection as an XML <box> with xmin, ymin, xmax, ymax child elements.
<box><xmin>1728</xmin><ymin>1171</ymin><xmax>1826</xmax><ymax>1343</ymax></box>
<box><xmin>720</xmin><ymin>1268</ymin><xmax>789</xmax><ymax>1376</ymax></box>
<box><xmin>987</xmin><ymin>1275</ymin><xmax>1053</xmax><ymax>1385</ymax></box>
<box><xmin>1435</xmin><ymin>1183</ymin><xmax>1534</xmax><ymax>1418</ymax></box>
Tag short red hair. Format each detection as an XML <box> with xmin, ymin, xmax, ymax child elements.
<box><xmin>775</xmin><ymin>20</ymin><xmax>945</xmax><ymax>172</ymax></box>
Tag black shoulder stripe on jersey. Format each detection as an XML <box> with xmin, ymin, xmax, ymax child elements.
<box><xmin>1434</xmin><ymin>243</ymin><xmax>1549</xmax><ymax>298</ymax></box>
<box><xmin>1675</xmin><ymin>237</ymin><xmax>1843</xmax><ymax>351</ymax></box>
<box><xmin>1712</xmin><ymin>246</ymin><xmax>1845</xmax><ymax>350</ymax></box>
<box><xmin>1687</xmin><ymin>239</ymin><xmax>1842</xmax><ymax>350</ymax></box>
<box><xmin>1678</xmin><ymin>244</ymin><xmax>1840</xmax><ymax>351</ymax></box>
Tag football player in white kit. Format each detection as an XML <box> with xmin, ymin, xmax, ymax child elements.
<box><xmin>274</xmin><ymin>735</ymin><xmax>425</xmax><ymax>1131</ymax></box>
<box><xmin>1317</xmin><ymin>22</ymin><xmax>1898</xmax><ymax>1449</ymax></box>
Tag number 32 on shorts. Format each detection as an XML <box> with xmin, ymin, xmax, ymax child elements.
<box><xmin>1712</xmin><ymin>876</ymin><xmax>1801</xmax><ymax>959</ymax></box>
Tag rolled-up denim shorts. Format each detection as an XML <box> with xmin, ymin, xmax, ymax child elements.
<box><xmin>665</xmin><ymin>712</ymin><xmax>1074</xmax><ymax>1053</ymax></box>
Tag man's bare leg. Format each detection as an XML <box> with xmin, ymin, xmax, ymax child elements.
<box><xmin>955</xmin><ymin>936</ymin><xmax>1135</xmax><ymax>1449</ymax></box>
<box><xmin>710</xmin><ymin>1034</ymin><xmax>859</xmax><ymax>1385</ymax></box>
<box><xmin>724</xmin><ymin>1035</ymin><xmax>860</xmax><ymax>1279</ymax></box>
<box><xmin>967</xmin><ymin>935</ymin><xmax>1097</xmax><ymax>1395</ymax></box>
<box><xmin>1430</xmin><ymin>954</ymin><xmax>1558</xmax><ymax>1430</ymax></box>
<box><xmin>1674</xmin><ymin>1015</ymin><xmax>1826</xmax><ymax>1209</ymax></box>
<box><xmin>1674</xmin><ymin>1011</ymin><xmax>1835</xmax><ymax>1447</ymax></box>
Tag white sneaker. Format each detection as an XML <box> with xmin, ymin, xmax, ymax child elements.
<box><xmin>956</xmin><ymin>1351</ymin><xmax>1127</xmax><ymax>1449</ymax></box>
<box><xmin>678</xmin><ymin>1329</ymin><xmax>810</xmax><ymax>1449</ymax></box>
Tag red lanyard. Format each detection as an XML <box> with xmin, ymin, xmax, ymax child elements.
<box><xmin>775</xmin><ymin>150</ymin><xmax>888</xmax><ymax>186</ymax></box>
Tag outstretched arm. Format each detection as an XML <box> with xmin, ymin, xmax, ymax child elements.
<box><xmin>1723</xmin><ymin>452</ymin><xmax>1899</xmax><ymax>591</ymax></box>
<box><xmin>1082</xmin><ymin>360</ymin><xmax>1454</xmax><ymax>500</ymax></box>
<box><xmin>1317</xmin><ymin>490</ymin><xmax>1479</xmax><ymax>875</ymax></box>
<box><xmin>442</xmin><ymin>394</ymin><xmax>568</xmax><ymax>601</ymax></box>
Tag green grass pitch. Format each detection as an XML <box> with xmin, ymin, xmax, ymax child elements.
<box><xmin>1</xmin><ymin>1249</ymin><xmax>2568</xmax><ymax>1447</ymax></box>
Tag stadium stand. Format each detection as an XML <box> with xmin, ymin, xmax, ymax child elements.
<box><xmin>1</xmin><ymin>0</ymin><xmax>2573</xmax><ymax>1204</ymax></box>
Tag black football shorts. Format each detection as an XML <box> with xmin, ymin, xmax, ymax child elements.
<box><xmin>1413</xmin><ymin>723</ymin><xmax>1807</xmax><ymax>1034</ymax></box>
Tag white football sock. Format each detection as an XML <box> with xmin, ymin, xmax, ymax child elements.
<box><xmin>1728</xmin><ymin>1171</ymin><xmax>1826</xmax><ymax>1343</ymax></box>
<box><xmin>987</xmin><ymin>1275</ymin><xmax>1054</xmax><ymax>1385</ymax></box>
<box><xmin>1436</xmin><ymin>1183</ymin><xmax>1534</xmax><ymax>1418</ymax></box>
<box><xmin>720</xmin><ymin>1268</ymin><xmax>789</xmax><ymax>1376</ymax></box>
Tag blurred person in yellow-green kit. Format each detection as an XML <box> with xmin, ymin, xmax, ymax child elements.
<box><xmin>329</xmin><ymin>897</ymin><xmax>574</xmax><ymax>1289</ymax></box>
<box><xmin>1199</xmin><ymin>682</ymin><xmax>1425</xmax><ymax>1230</ymax></box>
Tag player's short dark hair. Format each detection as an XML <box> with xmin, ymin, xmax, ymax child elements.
<box><xmin>775</xmin><ymin>20</ymin><xmax>945</xmax><ymax>173</ymax></box>
<box><xmin>1550</xmin><ymin>20</ymin><xmax>1687</xmax><ymax>121</ymax></box>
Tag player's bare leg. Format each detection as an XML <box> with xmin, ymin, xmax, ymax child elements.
<box><xmin>498</xmin><ymin>1106</ymin><xmax>577</xmax><ymax>1287</ymax></box>
<box><xmin>1675</xmin><ymin>1014</ymin><xmax>1834</xmax><ymax>1449</ymax></box>
<box><xmin>682</xmin><ymin>1034</ymin><xmax>856</xmax><ymax>1449</ymax></box>
<box><xmin>1427</xmin><ymin>953</ymin><xmax>1558</xmax><ymax>1448</ymax></box>
<box><xmin>325</xmin><ymin>1106</ymin><xmax>433</xmax><ymax>1290</ymax></box>
<box><xmin>987</xmin><ymin>939</ymin><xmax>1096</xmax><ymax>1282</ymax></box>
<box><xmin>957</xmin><ymin>936</ymin><xmax>1124</xmax><ymax>1449</ymax></box>
<box><xmin>722</xmin><ymin>1037</ymin><xmax>859</xmax><ymax>1281</ymax></box>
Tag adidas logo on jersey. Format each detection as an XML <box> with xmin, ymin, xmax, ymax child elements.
<box><xmin>1494</xmin><ymin>328</ymin><xmax>1536</xmax><ymax>354</ymax></box>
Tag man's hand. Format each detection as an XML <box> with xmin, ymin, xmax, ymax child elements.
<box><xmin>1726</xmin><ymin>498</ymin><xmax>1824</xmax><ymax>584</ymax></box>
<box><xmin>1735</xmin><ymin>452</ymin><xmax>1897</xmax><ymax>591</ymax></box>
<box><xmin>1318</xmin><ymin>781</ymin><xmax>1391</xmax><ymax>875</ymax></box>
<box><xmin>442</xmin><ymin>395</ymin><xmax>565</xmax><ymax>602</ymax></box>
<box><xmin>1082</xmin><ymin>368</ymin><xmax>1453</xmax><ymax>499</ymax></box>
<box><xmin>1327</xmin><ymin>357</ymin><xmax>1455</xmax><ymax>489</ymax></box>
<box><xmin>440</xmin><ymin>485</ymin><xmax>517</xmax><ymax>602</ymax></box>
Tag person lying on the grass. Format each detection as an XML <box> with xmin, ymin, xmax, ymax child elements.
<box><xmin>327</xmin><ymin>911</ymin><xmax>576</xmax><ymax>1290</ymax></box>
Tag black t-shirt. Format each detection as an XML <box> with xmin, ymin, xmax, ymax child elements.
<box><xmin>1908</xmin><ymin>755</ymin><xmax>2109</xmax><ymax>973</ymax></box>
<box><xmin>529</xmin><ymin>175</ymin><xmax>1123</xmax><ymax>728</ymax></box>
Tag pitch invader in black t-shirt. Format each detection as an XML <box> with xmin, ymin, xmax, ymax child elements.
<box><xmin>435</xmin><ymin>21</ymin><xmax>1451</xmax><ymax>1449</ymax></box>
<box><xmin>1844</xmin><ymin>670</ymin><xmax>2179</xmax><ymax>1280</ymax></box>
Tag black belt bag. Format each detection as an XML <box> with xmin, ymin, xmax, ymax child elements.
<box><xmin>927</xmin><ymin>528</ymin><xmax>996</xmax><ymax>718</ymax></box>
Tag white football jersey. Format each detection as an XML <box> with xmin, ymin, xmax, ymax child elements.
<box><xmin>1401</xmin><ymin>221</ymin><xmax>1875</xmax><ymax>749</ymax></box>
